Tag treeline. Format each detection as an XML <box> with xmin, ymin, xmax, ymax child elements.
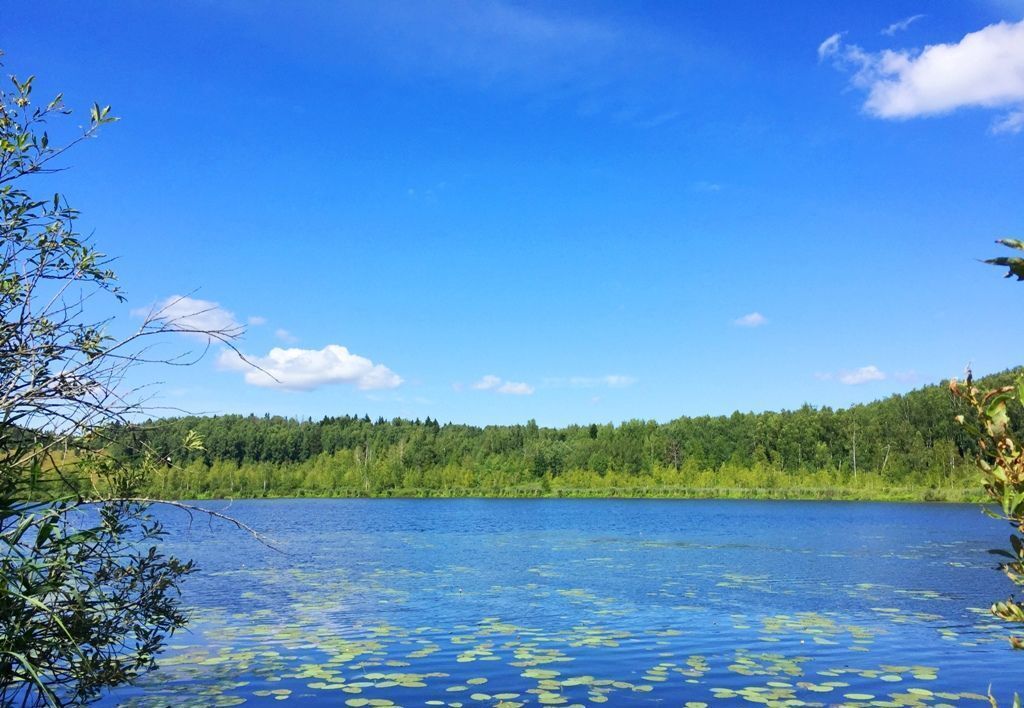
<box><xmin>119</xmin><ymin>369</ymin><xmax>1023</xmax><ymax>501</ymax></box>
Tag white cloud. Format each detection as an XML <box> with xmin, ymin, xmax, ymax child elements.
<box><xmin>882</xmin><ymin>14</ymin><xmax>925</xmax><ymax>36</ymax></box>
<box><xmin>544</xmin><ymin>375</ymin><xmax>637</xmax><ymax>388</ymax></box>
<box><xmin>815</xmin><ymin>365</ymin><xmax>891</xmax><ymax>384</ymax></box>
<box><xmin>275</xmin><ymin>328</ymin><xmax>299</xmax><ymax>344</ymax></box>
<box><xmin>218</xmin><ymin>344</ymin><xmax>402</xmax><ymax>391</ymax></box>
<box><xmin>734</xmin><ymin>312</ymin><xmax>768</xmax><ymax>327</ymax></box>
<box><xmin>472</xmin><ymin>374</ymin><xmax>534</xmax><ymax>395</ymax></box>
<box><xmin>134</xmin><ymin>295</ymin><xmax>243</xmax><ymax>339</ymax></box>
<box><xmin>692</xmin><ymin>180</ymin><xmax>723</xmax><ymax>192</ymax></box>
<box><xmin>993</xmin><ymin>109</ymin><xmax>1024</xmax><ymax>134</ymax></box>
<box><xmin>497</xmin><ymin>381</ymin><xmax>535</xmax><ymax>395</ymax></box>
<box><xmin>599</xmin><ymin>375</ymin><xmax>635</xmax><ymax>388</ymax></box>
<box><xmin>838</xmin><ymin>365</ymin><xmax>887</xmax><ymax>385</ymax></box>
<box><xmin>472</xmin><ymin>374</ymin><xmax>503</xmax><ymax>391</ymax></box>
<box><xmin>821</xmin><ymin>19</ymin><xmax>1024</xmax><ymax>132</ymax></box>
<box><xmin>248</xmin><ymin>315</ymin><xmax>268</xmax><ymax>326</ymax></box>
<box><xmin>818</xmin><ymin>33</ymin><xmax>843</xmax><ymax>61</ymax></box>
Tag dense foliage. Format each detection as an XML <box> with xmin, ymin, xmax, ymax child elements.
<box><xmin>0</xmin><ymin>56</ymin><xmax>230</xmax><ymax>705</ymax></box>
<box><xmin>117</xmin><ymin>369</ymin><xmax>1023</xmax><ymax>501</ymax></box>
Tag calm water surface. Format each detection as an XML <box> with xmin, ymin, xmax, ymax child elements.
<box><xmin>105</xmin><ymin>499</ymin><xmax>1022</xmax><ymax>706</ymax></box>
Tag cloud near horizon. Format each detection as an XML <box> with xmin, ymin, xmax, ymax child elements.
<box><xmin>544</xmin><ymin>375</ymin><xmax>637</xmax><ymax>389</ymax></box>
<box><xmin>817</xmin><ymin>365</ymin><xmax>887</xmax><ymax>385</ymax></box>
<box><xmin>820</xmin><ymin>19</ymin><xmax>1024</xmax><ymax>133</ymax></box>
<box><xmin>472</xmin><ymin>374</ymin><xmax>535</xmax><ymax>395</ymax></box>
<box><xmin>218</xmin><ymin>344</ymin><xmax>402</xmax><ymax>391</ymax></box>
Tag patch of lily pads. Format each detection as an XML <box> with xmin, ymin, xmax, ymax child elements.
<box><xmin>109</xmin><ymin>541</ymin><xmax>1018</xmax><ymax>707</ymax></box>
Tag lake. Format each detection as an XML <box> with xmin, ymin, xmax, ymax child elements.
<box><xmin>105</xmin><ymin>499</ymin><xmax>1021</xmax><ymax>706</ymax></box>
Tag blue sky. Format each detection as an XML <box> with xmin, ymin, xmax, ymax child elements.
<box><xmin>4</xmin><ymin>1</ymin><xmax>1024</xmax><ymax>426</ymax></box>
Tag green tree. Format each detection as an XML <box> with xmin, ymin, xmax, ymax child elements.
<box><xmin>0</xmin><ymin>54</ymin><xmax>244</xmax><ymax>705</ymax></box>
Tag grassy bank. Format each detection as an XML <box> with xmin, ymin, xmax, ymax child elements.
<box><xmin>130</xmin><ymin>453</ymin><xmax>990</xmax><ymax>503</ymax></box>
<box><xmin>173</xmin><ymin>484</ymin><xmax>987</xmax><ymax>503</ymax></box>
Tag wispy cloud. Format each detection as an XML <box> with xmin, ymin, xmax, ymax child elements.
<box><xmin>471</xmin><ymin>374</ymin><xmax>535</xmax><ymax>395</ymax></box>
<box><xmin>993</xmin><ymin>110</ymin><xmax>1024</xmax><ymax>134</ymax></box>
<box><xmin>472</xmin><ymin>374</ymin><xmax>503</xmax><ymax>391</ymax></box>
<box><xmin>274</xmin><ymin>2</ymin><xmax>620</xmax><ymax>89</ymax></box>
<box><xmin>839</xmin><ymin>366</ymin><xmax>886</xmax><ymax>385</ymax></box>
<box><xmin>497</xmin><ymin>381</ymin><xmax>534</xmax><ymax>395</ymax></box>
<box><xmin>817</xmin><ymin>365</ymin><xmax>887</xmax><ymax>385</ymax></box>
<box><xmin>734</xmin><ymin>312</ymin><xmax>768</xmax><ymax>327</ymax></box>
<box><xmin>881</xmin><ymin>14</ymin><xmax>925</xmax><ymax>36</ymax></box>
<box><xmin>247</xmin><ymin>315</ymin><xmax>267</xmax><ymax>326</ymax></box>
<box><xmin>820</xmin><ymin>19</ymin><xmax>1024</xmax><ymax>133</ymax></box>
<box><xmin>219</xmin><ymin>1</ymin><xmax>698</xmax><ymax>126</ymax></box>
<box><xmin>818</xmin><ymin>33</ymin><xmax>843</xmax><ymax>61</ymax></box>
<box><xmin>406</xmin><ymin>181</ymin><xmax>448</xmax><ymax>202</ymax></box>
<box><xmin>692</xmin><ymin>180</ymin><xmax>723</xmax><ymax>192</ymax></box>
<box><xmin>544</xmin><ymin>375</ymin><xmax>637</xmax><ymax>389</ymax></box>
<box><xmin>133</xmin><ymin>295</ymin><xmax>244</xmax><ymax>339</ymax></box>
<box><xmin>275</xmin><ymin>328</ymin><xmax>299</xmax><ymax>344</ymax></box>
<box><xmin>219</xmin><ymin>345</ymin><xmax>402</xmax><ymax>391</ymax></box>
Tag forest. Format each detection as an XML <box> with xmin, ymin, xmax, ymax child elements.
<box><xmin>96</xmin><ymin>368</ymin><xmax>1023</xmax><ymax>502</ymax></box>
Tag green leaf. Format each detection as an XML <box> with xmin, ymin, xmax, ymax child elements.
<box><xmin>0</xmin><ymin>651</ymin><xmax>59</xmax><ymax>708</ymax></box>
<box><xmin>34</xmin><ymin>520</ymin><xmax>54</xmax><ymax>549</ymax></box>
<box><xmin>986</xmin><ymin>239</ymin><xmax>1024</xmax><ymax>280</ymax></box>
<box><xmin>984</xmin><ymin>392</ymin><xmax>1012</xmax><ymax>435</ymax></box>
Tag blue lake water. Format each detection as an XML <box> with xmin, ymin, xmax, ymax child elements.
<box><xmin>105</xmin><ymin>499</ymin><xmax>1022</xmax><ymax>706</ymax></box>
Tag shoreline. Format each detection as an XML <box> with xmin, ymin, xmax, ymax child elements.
<box><xmin>169</xmin><ymin>486</ymin><xmax>987</xmax><ymax>504</ymax></box>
